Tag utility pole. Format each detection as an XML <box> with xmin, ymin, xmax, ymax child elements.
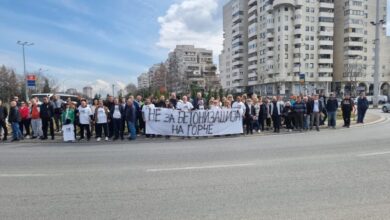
<box><xmin>17</xmin><ymin>41</ymin><xmax>34</xmax><ymax>101</ymax></box>
<box><xmin>372</xmin><ymin>0</ymin><xmax>384</xmax><ymax>108</ymax></box>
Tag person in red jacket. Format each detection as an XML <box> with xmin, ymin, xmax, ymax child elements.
<box><xmin>18</xmin><ymin>101</ymin><xmax>31</xmax><ymax>138</ymax></box>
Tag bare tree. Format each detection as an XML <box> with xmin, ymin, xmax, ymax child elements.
<box><xmin>125</xmin><ymin>83</ymin><xmax>138</xmax><ymax>96</ymax></box>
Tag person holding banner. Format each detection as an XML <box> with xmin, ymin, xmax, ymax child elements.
<box><xmin>78</xmin><ymin>100</ymin><xmax>93</xmax><ymax>141</ymax></box>
<box><xmin>176</xmin><ymin>96</ymin><xmax>193</xmax><ymax>112</ymax></box>
<box><xmin>142</xmin><ymin>98</ymin><xmax>155</xmax><ymax>138</ymax></box>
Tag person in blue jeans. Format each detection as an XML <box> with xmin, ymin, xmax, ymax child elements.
<box><xmin>357</xmin><ymin>92</ymin><xmax>369</xmax><ymax>124</ymax></box>
<box><xmin>326</xmin><ymin>93</ymin><xmax>339</xmax><ymax>129</ymax></box>
<box><xmin>8</xmin><ymin>101</ymin><xmax>22</xmax><ymax>142</ymax></box>
<box><xmin>124</xmin><ymin>98</ymin><xmax>137</xmax><ymax>141</ymax></box>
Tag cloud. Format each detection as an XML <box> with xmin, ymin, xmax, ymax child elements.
<box><xmin>157</xmin><ymin>0</ymin><xmax>223</xmax><ymax>57</ymax></box>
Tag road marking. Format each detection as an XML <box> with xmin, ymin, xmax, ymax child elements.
<box><xmin>146</xmin><ymin>163</ymin><xmax>256</xmax><ymax>172</ymax></box>
<box><xmin>0</xmin><ymin>173</ymin><xmax>63</xmax><ymax>178</ymax></box>
<box><xmin>357</xmin><ymin>151</ymin><xmax>390</xmax><ymax>157</ymax></box>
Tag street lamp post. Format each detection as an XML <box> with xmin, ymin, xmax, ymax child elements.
<box><xmin>17</xmin><ymin>41</ymin><xmax>34</xmax><ymax>101</ymax></box>
<box><xmin>371</xmin><ymin>0</ymin><xmax>385</xmax><ymax>108</ymax></box>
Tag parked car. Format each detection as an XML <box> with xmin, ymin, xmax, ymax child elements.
<box><xmin>383</xmin><ymin>103</ymin><xmax>390</xmax><ymax>113</ymax></box>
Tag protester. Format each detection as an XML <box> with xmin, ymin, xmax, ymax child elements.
<box><xmin>319</xmin><ymin>93</ymin><xmax>328</xmax><ymax>125</ymax></box>
<box><xmin>0</xmin><ymin>99</ymin><xmax>8</xmax><ymax>141</ymax></box>
<box><xmin>283</xmin><ymin>101</ymin><xmax>294</xmax><ymax>132</ymax></box>
<box><xmin>357</xmin><ymin>92</ymin><xmax>369</xmax><ymax>124</ymax></box>
<box><xmin>78</xmin><ymin>100</ymin><xmax>93</xmax><ymax>141</ymax></box>
<box><xmin>90</xmin><ymin>99</ymin><xmax>99</xmax><ymax>137</ymax></box>
<box><xmin>40</xmin><ymin>96</ymin><xmax>55</xmax><ymax>140</ymax></box>
<box><xmin>124</xmin><ymin>98</ymin><xmax>137</xmax><ymax>141</ymax></box>
<box><xmin>95</xmin><ymin>99</ymin><xmax>110</xmax><ymax>142</ymax></box>
<box><xmin>177</xmin><ymin>96</ymin><xmax>193</xmax><ymax>111</ymax></box>
<box><xmin>169</xmin><ymin>93</ymin><xmax>178</xmax><ymax>109</ymax></box>
<box><xmin>61</xmin><ymin>102</ymin><xmax>76</xmax><ymax>142</ymax></box>
<box><xmin>270</xmin><ymin>96</ymin><xmax>283</xmax><ymax>133</ymax></box>
<box><xmin>9</xmin><ymin>101</ymin><xmax>22</xmax><ymax>141</ymax></box>
<box><xmin>193</xmin><ymin>92</ymin><xmax>205</xmax><ymax>110</ymax></box>
<box><xmin>244</xmin><ymin>98</ymin><xmax>255</xmax><ymax>135</ymax></box>
<box><xmin>341</xmin><ymin>95</ymin><xmax>355</xmax><ymax>128</ymax></box>
<box><xmin>253</xmin><ymin>98</ymin><xmax>260</xmax><ymax>133</ymax></box>
<box><xmin>110</xmin><ymin>98</ymin><xmax>124</xmax><ymax>141</ymax></box>
<box><xmin>293</xmin><ymin>96</ymin><xmax>306</xmax><ymax>132</ymax></box>
<box><xmin>303</xmin><ymin>96</ymin><xmax>311</xmax><ymax>130</ymax></box>
<box><xmin>258</xmin><ymin>97</ymin><xmax>268</xmax><ymax>132</ymax></box>
<box><xmin>52</xmin><ymin>95</ymin><xmax>64</xmax><ymax>132</ymax></box>
<box><xmin>309</xmin><ymin>95</ymin><xmax>323</xmax><ymax>131</ymax></box>
<box><xmin>18</xmin><ymin>101</ymin><xmax>31</xmax><ymax>138</ymax></box>
<box><xmin>30</xmin><ymin>98</ymin><xmax>43</xmax><ymax>139</ymax></box>
<box><xmin>105</xmin><ymin>96</ymin><xmax>115</xmax><ymax>139</ymax></box>
<box><xmin>326</xmin><ymin>93</ymin><xmax>338</xmax><ymax>129</ymax></box>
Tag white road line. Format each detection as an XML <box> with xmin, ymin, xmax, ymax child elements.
<box><xmin>0</xmin><ymin>173</ymin><xmax>63</xmax><ymax>178</ymax></box>
<box><xmin>357</xmin><ymin>151</ymin><xmax>390</xmax><ymax>157</ymax></box>
<box><xmin>146</xmin><ymin>163</ymin><xmax>256</xmax><ymax>172</ymax></box>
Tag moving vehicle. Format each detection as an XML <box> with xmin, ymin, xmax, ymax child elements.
<box><xmin>382</xmin><ymin>103</ymin><xmax>390</xmax><ymax>113</ymax></box>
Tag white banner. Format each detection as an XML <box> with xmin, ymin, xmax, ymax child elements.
<box><xmin>144</xmin><ymin>108</ymin><xmax>243</xmax><ymax>137</ymax></box>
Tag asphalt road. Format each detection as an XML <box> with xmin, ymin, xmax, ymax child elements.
<box><xmin>1</xmin><ymin>109</ymin><xmax>390</xmax><ymax>220</ymax></box>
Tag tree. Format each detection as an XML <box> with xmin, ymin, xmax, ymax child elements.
<box><xmin>125</xmin><ymin>83</ymin><xmax>137</xmax><ymax>96</ymax></box>
<box><xmin>43</xmin><ymin>78</ymin><xmax>51</xmax><ymax>93</ymax></box>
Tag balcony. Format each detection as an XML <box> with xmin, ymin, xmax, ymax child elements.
<box><xmin>248</xmin><ymin>71</ymin><xmax>257</xmax><ymax>78</ymax></box>
<box><xmin>344</xmin><ymin>41</ymin><xmax>364</xmax><ymax>47</ymax></box>
<box><xmin>319</xmin><ymin>12</ymin><xmax>334</xmax><ymax>18</ymax></box>
<box><xmin>318</xmin><ymin>67</ymin><xmax>333</xmax><ymax>73</ymax></box>
<box><xmin>248</xmin><ymin>4</ymin><xmax>257</xmax><ymax>14</ymax></box>
<box><xmin>248</xmin><ymin>55</ymin><xmax>257</xmax><ymax>62</ymax></box>
<box><xmin>266</xmin><ymin>50</ymin><xmax>274</xmax><ymax>57</ymax></box>
<box><xmin>266</xmin><ymin>32</ymin><xmax>274</xmax><ymax>39</ymax></box>
<box><xmin>273</xmin><ymin>0</ymin><xmax>295</xmax><ymax>8</ymax></box>
<box><xmin>248</xmin><ymin>80</ymin><xmax>258</xmax><ymax>86</ymax></box>
<box><xmin>293</xmin><ymin>57</ymin><xmax>301</xmax><ymax>63</ymax></box>
<box><xmin>232</xmin><ymin>59</ymin><xmax>245</xmax><ymax>66</ymax></box>
<box><xmin>294</xmin><ymin>38</ymin><xmax>302</xmax><ymax>45</ymax></box>
<box><xmin>248</xmin><ymin>0</ymin><xmax>257</xmax><ymax>5</ymax></box>
<box><xmin>248</xmin><ymin>14</ymin><xmax>257</xmax><ymax>23</ymax></box>
<box><xmin>265</xmin><ymin>4</ymin><xmax>273</xmax><ymax>13</ymax></box>
<box><xmin>293</xmin><ymin>66</ymin><xmax>301</xmax><ymax>73</ymax></box>
<box><xmin>318</xmin><ymin>58</ymin><xmax>333</xmax><ymax>64</ymax></box>
<box><xmin>345</xmin><ymin>50</ymin><xmax>363</xmax><ymax>56</ymax></box>
<box><xmin>232</xmin><ymin>52</ymin><xmax>243</xmax><ymax>59</ymax></box>
<box><xmin>266</xmin><ymin>41</ymin><xmax>274</xmax><ymax>48</ymax></box>
<box><xmin>319</xmin><ymin>2</ymin><xmax>334</xmax><ymax>9</ymax></box>
<box><xmin>319</xmin><ymin>30</ymin><xmax>334</xmax><ymax>36</ymax></box>
<box><xmin>319</xmin><ymin>49</ymin><xmax>333</xmax><ymax>55</ymax></box>
<box><xmin>319</xmin><ymin>21</ymin><xmax>334</xmax><ymax>28</ymax></box>
<box><xmin>316</xmin><ymin>76</ymin><xmax>333</xmax><ymax>82</ymax></box>
<box><xmin>266</xmin><ymin>22</ymin><xmax>274</xmax><ymax>31</ymax></box>
<box><xmin>248</xmin><ymin>64</ymin><xmax>258</xmax><ymax>70</ymax></box>
<box><xmin>319</xmin><ymin>40</ymin><xmax>333</xmax><ymax>46</ymax></box>
<box><xmin>294</xmin><ymin>28</ymin><xmax>302</xmax><ymax>35</ymax></box>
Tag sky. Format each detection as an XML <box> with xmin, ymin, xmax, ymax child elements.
<box><xmin>0</xmin><ymin>0</ymin><xmax>227</xmax><ymax>95</ymax></box>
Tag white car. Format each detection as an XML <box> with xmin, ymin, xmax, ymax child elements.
<box><xmin>383</xmin><ymin>103</ymin><xmax>390</xmax><ymax>113</ymax></box>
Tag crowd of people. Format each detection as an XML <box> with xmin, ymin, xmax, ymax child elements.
<box><xmin>0</xmin><ymin>91</ymin><xmax>370</xmax><ymax>142</ymax></box>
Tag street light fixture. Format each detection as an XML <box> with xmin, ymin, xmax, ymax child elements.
<box><xmin>17</xmin><ymin>41</ymin><xmax>34</xmax><ymax>101</ymax></box>
<box><xmin>371</xmin><ymin>0</ymin><xmax>386</xmax><ymax>108</ymax></box>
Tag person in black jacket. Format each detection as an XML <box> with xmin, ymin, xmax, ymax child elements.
<box><xmin>110</xmin><ymin>98</ymin><xmax>124</xmax><ymax>141</ymax></box>
<box><xmin>0</xmin><ymin>99</ymin><xmax>8</xmax><ymax>141</ymax></box>
<box><xmin>341</xmin><ymin>94</ymin><xmax>355</xmax><ymax>128</ymax></box>
<box><xmin>40</xmin><ymin>96</ymin><xmax>55</xmax><ymax>140</ymax></box>
<box><xmin>244</xmin><ymin>98</ymin><xmax>256</xmax><ymax>135</ymax></box>
<box><xmin>8</xmin><ymin>101</ymin><xmax>22</xmax><ymax>141</ymax></box>
<box><xmin>258</xmin><ymin>97</ymin><xmax>268</xmax><ymax>132</ymax></box>
<box><xmin>326</xmin><ymin>93</ymin><xmax>338</xmax><ymax>129</ymax></box>
<box><xmin>357</xmin><ymin>92</ymin><xmax>369</xmax><ymax>124</ymax></box>
<box><xmin>283</xmin><ymin>101</ymin><xmax>294</xmax><ymax>132</ymax></box>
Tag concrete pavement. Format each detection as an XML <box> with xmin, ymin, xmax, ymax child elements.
<box><xmin>0</xmin><ymin>109</ymin><xmax>390</xmax><ymax>219</ymax></box>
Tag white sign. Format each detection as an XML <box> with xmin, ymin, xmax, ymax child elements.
<box><xmin>144</xmin><ymin>108</ymin><xmax>243</xmax><ymax>137</ymax></box>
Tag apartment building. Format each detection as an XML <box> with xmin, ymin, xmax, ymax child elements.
<box><xmin>166</xmin><ymin>45</ymin><xmax>220</xmax><ymax>94</ymax></box>
<box><xmin>137</xmin><ymin>72</ymin><xmax>150</xmax><ymax>90</ymax></box>
<box><xmin>220</xmin><ymin>0</ymin><xmax>335</xmax><ymax>95</ymax></box>
<box><xmin>220</xmin><ymin>0</ymin><xmax>249</xmax><ymax>94</ymax></box>
<box><xmin>334</xmin><ymin>0</ymin><xmax>390</xmax><ymax>97</ymax></box>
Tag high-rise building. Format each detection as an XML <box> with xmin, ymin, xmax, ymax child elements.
<box><xmin>137</xmin><ymin>72</ymin><xmax>150</xmax><ymax>90</ymax></box>
<box><xmin>220</xmin><ymin>0</ymin><xmax>248</xmax><ymax>94</ymax></box>
<box><xmin>66</xmin><ymin>88</ymin><xmax>78</xmax><ymax>95</ymax></box>
<box><xmin>82</xmin><ymin>86</ymin><xmax>93</xmax><ymax>98</ymax></box>
<box><xmin>334</xmin><ymin>0</ymin><xmax>390</xmax><ymax>97</ymax></box>
<box><xmin>221</xmin><ymin>0</ymin><xmax>335</xmax><ymax>95</ymax></box>
<box><xmin>167</xmin><ymin>45</ymin><xmax>220</xmax><ymax>94</ymax></box>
